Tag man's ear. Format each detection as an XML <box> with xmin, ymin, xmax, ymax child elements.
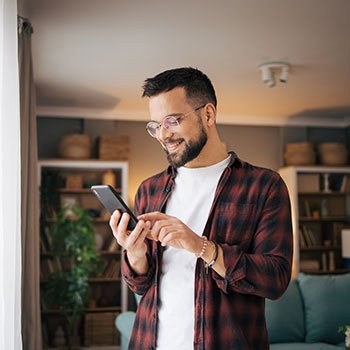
<box><xmin>204</xmin><ymin>103</ymin><xmax>217</xmax><ymax>126</ymax></box>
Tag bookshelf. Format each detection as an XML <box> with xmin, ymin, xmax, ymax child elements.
<box><xmin>278</xmin><ymin>166</ymin><xmax>350</xmax><ymax>278</ymax></box>
<box><xmin>38</xmin><ymin>159</ymin><xmax>129</xmax><ymax>348</ymax></box>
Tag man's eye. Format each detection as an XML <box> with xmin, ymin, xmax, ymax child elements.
<box><xmin>150</xmin><ymin>123</ymin><xmax>160</xmax><ymax>130</ymax></box>
<box><xmin>166</xmin><ymin>118</ymin><xmax>178</xmax><ymax>126</ymax></box>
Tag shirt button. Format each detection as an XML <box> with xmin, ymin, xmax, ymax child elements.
<box><xmin>165</xmin><ymin>187</ymin><xmax>171</xmax><ymax>192</ymax></box>
<box><xmin>148</xmin><ymin>346</ymin><xmax>153</xmax><ymax>350</ymax></box>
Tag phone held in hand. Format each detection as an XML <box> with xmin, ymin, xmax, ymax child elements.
<box><xmin>91</xmin><ymin>185</ymin><xmax>138</xmax><ymax>230</ymax></box>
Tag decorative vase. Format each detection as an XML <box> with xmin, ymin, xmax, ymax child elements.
<box><xmin>102</xmin><ymin>169</ymin><xmax>116</xmax><ymax>188</ymax></box>
<box><xmin>52</xmin><ymin>325</ymin><xmax>66</xmax><ymax>347</ymax></box>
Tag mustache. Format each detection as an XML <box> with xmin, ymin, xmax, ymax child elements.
<box><xmin>162</xmin><ymin>138</ymin><xmax>184</xmax><ymax>148</ymax></box>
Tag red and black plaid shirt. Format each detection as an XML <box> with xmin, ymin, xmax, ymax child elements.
<box><xmin>122</xmin><ymin>152</ymin><xmax>293</xmax><ymax>350</ymax></box>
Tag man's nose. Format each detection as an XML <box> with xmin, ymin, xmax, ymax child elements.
<box><xmin>158</xmin><ymin>124</ymin><xmax>173</xmax><ymax>142</ymax></box>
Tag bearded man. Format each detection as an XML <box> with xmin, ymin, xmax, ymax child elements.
<box><xmin>110</xmin><ymin>67</ymin><xmax>293</xmax><ymax>350</ymax></box>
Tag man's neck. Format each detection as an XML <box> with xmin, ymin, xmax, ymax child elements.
<box><xmin>184</xmin><ymin>141</ymin><xmax>228</xmax><ymax>168</ymax></box>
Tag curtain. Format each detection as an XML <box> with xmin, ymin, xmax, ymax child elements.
<box><xmin>18</xmin><ymin>16</ymin><xmax>42</xmax><ymax>350</ymax></box>
<box><xmin>0</xmin><ymin>0</ymin><xmax>23</xmax><ymax>349</ymax></box>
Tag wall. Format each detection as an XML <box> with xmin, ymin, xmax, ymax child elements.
<box><xmin>17</xmin><ymin>0</ymin><xmax>30</xmax><ymax>17</ymax></box>
<box><xmin>37</xmin><ymin>117</ymin><xmax>349</xmax><ymax>206</ymax></box>
<box><xmin>38</xmin><ymin>118</ymin><xmax>282</xmax><ymax>205</ymax></box>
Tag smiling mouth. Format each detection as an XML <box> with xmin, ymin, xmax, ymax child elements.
<box><xmin>164</xmin><ymin>139</ymin><xmax>184</xmax><ymax>153</ymax></box>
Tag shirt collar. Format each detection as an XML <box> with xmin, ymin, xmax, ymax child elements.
<box><xmin>166</xmin><ymin>151</ymin><xmax>241</xmax><ymax>177</ymax></box>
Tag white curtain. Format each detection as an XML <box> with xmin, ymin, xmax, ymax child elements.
<box><xmin>0</xmin><ymin>0</ymin><xmax>23</xmax><ymax>349</ymax></box>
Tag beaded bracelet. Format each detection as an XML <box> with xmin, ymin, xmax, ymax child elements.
<box><xmin>196</xmin><ymin>236</ymin><xmax>208</xmax><ymax>258</ymax></box>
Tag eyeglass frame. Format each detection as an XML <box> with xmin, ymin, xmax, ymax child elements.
<box><xmin>146</xmin><ymin>103</ymin><xmax>206</xmax><ymax>138</ymax></box>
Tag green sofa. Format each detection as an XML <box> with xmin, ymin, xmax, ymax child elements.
<box><xmin>266</xmin><ymin>273</ymin><xmax>349</xmax><ymax>349</ymax></box>
<box><xmin>116</xmin><ymin>273</ymin><xmax>349</xmax><ymax>350</ymax></box>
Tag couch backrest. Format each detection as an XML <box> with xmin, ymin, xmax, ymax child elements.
<box><xmin>297</xmin><ymin>272</ymin><xmax>350</xmax><ymax>344</ymax></box>
<box><xmin>265</xmin><ymin>279</ymin><xmax>305</xmax><ymax>343</ymax></box>
<box><xmin>266</xmin><ymin>273</ymin><xmax>350</xmax><ymax>345</ymax></box>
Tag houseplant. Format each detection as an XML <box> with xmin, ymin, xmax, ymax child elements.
<box><xmin>45</xmin><ymin>204</ymin><xmax>101</xmax><ymax>349</ymax></box>
<box><xmin>338</xmin><ymin>325</ymin><xmax>350</xmax><ymax>350</ymax></box>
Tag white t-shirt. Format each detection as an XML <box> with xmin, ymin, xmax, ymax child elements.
<box><xmin>156</xmin><ymin>156</ymin><xmax>230</xmax><ymax>350</ymax></box>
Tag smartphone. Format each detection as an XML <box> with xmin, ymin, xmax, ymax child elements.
<box><xmin>91</xmin><ymin>185</ymin><xmax>138</xmax><ymax>230</ymax></box>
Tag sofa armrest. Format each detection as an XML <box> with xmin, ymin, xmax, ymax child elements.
<box><xmin>115</xmin><ymin>311</ymin><xmax>136</xmax><ymax>350</ymax></box>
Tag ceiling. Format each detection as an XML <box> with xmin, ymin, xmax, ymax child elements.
<box><xmin>23</xmin><ymin>0</ymin><xmax>350</xmax><ymax>126</ymax></box>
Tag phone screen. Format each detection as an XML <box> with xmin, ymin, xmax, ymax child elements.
<box><xmin>91</xmin><ymin>185</ymin><xmax>138</xmax><ymax>230</ymax></box>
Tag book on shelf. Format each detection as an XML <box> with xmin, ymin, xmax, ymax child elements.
<box><xmin>299</xmin><ymin>228</ymin><xmax>306</xmax><ymax>247</ymax></box>
<box><xmin>103</xmin><ymin>259</ymin><xmax>121</xmax><ymax>278</ymax></box>
<box><xmin>300</xmin><ymin>225</ymin><xmax>321</xmax><ymax>247</ymax></box>
<box><xmin>303</xmin><ymin>200</ymin><xmax>312</xmax><ymax>218</ymax></box>
<box><xmin>321</xmin><ymin>252</ymin><xmax>327</xmax><ymax>271</ymax></box>
<box><xmin>308</xmin><ymin>227</ymin><xmax>321</xmax><ymax>246</ymax></box>
<box><xmin>300</xmin><ymin>259</ymin><xmax>319</xmax><ymax>271</ymax></box>
<box><xmin>339</xmin><ymin>175</ymin><xmax>350</xmax><ymax>192</ymax></box>
<box><xmin>84</xmin><ymin>312</ymin><xmax>120</xmax><ymax>346</ymax></box>
<box><xmin>40</xmin><ymin>228</ymin><xmax>51</xmax><ymax>252</ymax></box>
<box><xmin>40</xmin><ymin>258</ymin><xmax>54</xmax><ymax>281</ymax></box>
<box><xmin>301</xmin><ymin>225</ymin><xmax>312</xmax><ymax>246</ymax></box>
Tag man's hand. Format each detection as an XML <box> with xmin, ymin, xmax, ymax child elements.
<box><xmin>109</xmin><ymin>210</ymin><xmax>151</xmax><ymax>275</ymax></box>
<box><xmin>139</xmin><ymin>211</ymin><xmax>203</xmax><ymax>255</ymax></box>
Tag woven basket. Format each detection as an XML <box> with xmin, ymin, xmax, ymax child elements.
<box><xmin>284</xmin><ymin>142</ymin><xmax>316</xmax><ymax>165</ymax></box>
<box><xmin>58</xmin><ymin>134</ymin><xmax>92</xmax><ymax>159</ymax></box>
<box><xmin>318</xmin><ymin>143</ymin><xmax>347</xmax><ymax>166</ymax></box>
<box><xmin>98</xmin><ymin>135</ymin><xmax>130</xmax><ymax>160</ymax></box>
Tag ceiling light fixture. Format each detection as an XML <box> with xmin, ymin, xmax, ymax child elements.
<box><xmin>258</xmin><ymin>62</ymin><xmax>290</xmax><ymax>87</ymax></box>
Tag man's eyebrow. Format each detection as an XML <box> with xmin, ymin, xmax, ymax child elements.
<box><xmin>150</xmin><ymin>112</ymin><xmax>183</xmax><ymax>123</ymax></box>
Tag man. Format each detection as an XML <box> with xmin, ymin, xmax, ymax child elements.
<box><xmin>110</xmin><ymin>67</ymin><xmax>293</xmax><ymax>350</ymax></box>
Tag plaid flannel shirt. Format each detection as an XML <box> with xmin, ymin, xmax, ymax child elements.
<box><xmin>122</xmin><ymin>152</ymin><xmax>293</xmax><ymax>350</ymax></box>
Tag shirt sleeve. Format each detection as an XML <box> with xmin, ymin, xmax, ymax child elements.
<box><xmin>120</xmin><ymin>183</ymin><xmax>156</xmax><ymax>295</ymax></box>
<box><xmin>211</xmin><ymin>176</ymin><xmax>293</xmax><ymax>300</ymax></box>
<box><xmin>121</xmin><ymin>247</ymin><xmax>155</xmax><ymax>295</ymax></box>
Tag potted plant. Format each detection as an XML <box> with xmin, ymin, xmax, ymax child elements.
<box><xmin>45</xmin><ymin>204</ymin><xmax>101</xmax><ymax>349</ymax></box>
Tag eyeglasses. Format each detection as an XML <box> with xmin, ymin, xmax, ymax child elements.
<box><xmin>146</xmin><ymin>104</ymin><xmax>206</xmax><ymax>138</ymax></box>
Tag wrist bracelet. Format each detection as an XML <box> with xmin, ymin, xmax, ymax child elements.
<box><xmin>207</xmin><ymin>240</ymin><xmax>218</xmax><ymax>268</ymax></box>
<box><xmin>196</xmin><ymin>236</ymin><xmax>208</xmax><ymax>258</ymax></box>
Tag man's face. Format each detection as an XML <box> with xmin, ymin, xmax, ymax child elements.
<box><xmin>149</xmin><ymin>87</ymin><xmax>208</xmax><ymax>168</ymax></box>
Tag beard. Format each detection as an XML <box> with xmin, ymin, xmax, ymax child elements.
<box><xmin>164</xmin><ymin>119</ymin><xmax>208</xmax><ymax>168</ymax></box>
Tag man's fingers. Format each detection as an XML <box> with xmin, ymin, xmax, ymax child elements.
<box><xmin>160</xmin><ymin>231</ymin><xmax>177</xmax><ymax>247</ymax></box>
<box><xmin>127</xmin><ymin>219</ymin><xmax>147</xmax><ymax>246</ymax></box>
<box><xmin>109</xmin><ymin>210</ymin><xmax>121</xmax><ymax>237</ymax></box>
<box><xmin>158</xmin><ymin>225</ymin><xmax>172</xmax><ymax>243</ymax></box>
<box><xmin>139</xmin><ymin>211</ymin><xmax>169</xmax><ymax>221</ymax></box>
<box><xmin>149</xmin><ymin>219</ymin><xmax>173</xmax><ymax>241</ymax></box>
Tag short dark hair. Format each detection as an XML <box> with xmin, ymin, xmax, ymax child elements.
<box><xmin>142</xmin><ymin>67</ymin><xmax>217</xmax><ymax>108</ymax></box>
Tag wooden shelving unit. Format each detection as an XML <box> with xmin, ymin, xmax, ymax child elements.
<box><xmin>279</xmin><ymin>166</ymin><xmax>350</xmax><ymax>277</ymax></box>
<box><xmin>38</xmin><ymin>159</ymin><xmax>129</xmax><ymax>349</ymax></box>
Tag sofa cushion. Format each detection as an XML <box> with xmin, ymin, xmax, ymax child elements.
<box><xmin>265</xmin><ymin>279</ymin><xmax>305</xmax><ymax>343</ymax></box>
<box><xmin>297</xmin><ymin>272</ymin><xmax>350</xmax><ymax>344</ymax></box>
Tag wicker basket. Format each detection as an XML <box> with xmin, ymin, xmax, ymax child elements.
<box><xmin>58</xmin><ymin>134</ymin><xmax>92</xmax><ymax>159</ymax></box>
<box><xmin>98</xmin><ymin>135</ymin><xmax>130</xmax><ymax>160</ymax></box>
<box><xmin>284</xmin><ymin>142</ymin><xmax>316</xmax><ymax>165</ymax></box>
<box><xmin>318</xmin><ymin>143</ymin><xmax>347</xmax><ymax>166</ymax></box>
